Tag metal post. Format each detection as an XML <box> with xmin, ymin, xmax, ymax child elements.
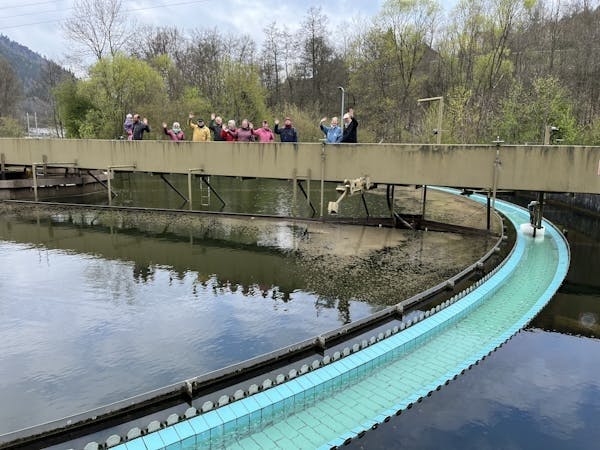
<box><xmin>437</xmin><ymin>98</ymin><xmax>444</xmax><ymax>145</ymax></box>
<box><xmin>320</xmin><ymin>144</ymin><xmax>326</xmax><ymax>218</ymax></box>
<box><xmin>188</xmin><ymin>171</ymin><xmax>193</xmax><ymax>211</ymax></box>
<box><xmin>107</xmin><ymin>168</ymin><xmax>112</xmax><ymax>206</ymax></box>
<box><xmin>26</xmin><ymin>113</ymin><xmax>30</xmax><ymax>137</ymax></box>
<box><xmin>307</xmin><ymin>169</ymin><xmax>311</xmax><ymax>207</ymax></box>
<box><xmin>292</xmin><ymin>169</ymin><xmax>297</xmax><ymax>217</ymax></box>
<box><xmin>338</xmin><ymin>87</ymin><xmax>345</xmax><ymax>123</ymax></box>
<box><xmin>417</xmin><ymin>96</ymin><xmax>444</xmax><ymax>144</ymax></box>
<box><xmin>32</xmin><ymin>164</ymin><xmax>38</xmax><ymax>201</ymax></box>
<box><xmin>421</xmin><ymin>185</ymin><xmax>427</xmax><ymax>221</ymax></box>
<box><xmin>536</xmin><ymin>192</ymin><xmax>545</xmax><ymax>229</ymax></box>
<box><xmin>486</xmin><ymin>190</ymin><xmax>491</xmax><ymax>231</ymax></box>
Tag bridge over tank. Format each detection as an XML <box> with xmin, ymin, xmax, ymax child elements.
<box><xmin>1</xmin><ymin>139</ymin><xmax>599</xmax><ymax>198</ymax></box>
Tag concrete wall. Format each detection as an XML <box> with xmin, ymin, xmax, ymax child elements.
<box><xmin>2</xmin><ymin>138</ymin><xmax>599</xmax><ymax>194</ymax></box>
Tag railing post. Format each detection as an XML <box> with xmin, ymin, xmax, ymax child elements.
<box><xmin>188</xmin><ymin>171</ymin><xmax>193</xmax><ymax>211</ymax></box>
<box><xmin>32</xmin><ymin>164</ymin><xmax>38</xmax><ymax>201</ymax></box>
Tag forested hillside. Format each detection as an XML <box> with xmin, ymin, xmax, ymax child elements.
<box><xmin>0</xmin><ymin>34</ymin><xmax>73</xmax><ymax>135</ymax></box>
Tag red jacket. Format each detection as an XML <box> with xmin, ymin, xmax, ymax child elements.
<box><xmin>220</xmin><ymin>128</ymin><xmax>237</xmax><ymax>141</ymax></box>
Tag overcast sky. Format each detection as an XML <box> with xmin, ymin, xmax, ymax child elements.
<box><xmin>0</xmin><ymin>0</ymin><xmax>387</xmax><ymax>69</ymax></box>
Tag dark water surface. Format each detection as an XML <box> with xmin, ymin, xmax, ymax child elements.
<box><xmin>349</xmin><ymin>204</ymin><xmax>600</xmax><ymax>450</ymax></box>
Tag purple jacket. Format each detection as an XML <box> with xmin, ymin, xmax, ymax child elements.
<box><xmin>237</xmin><ymin>127</ymin><xmax>254</xmax><ymax>142</ymax></box>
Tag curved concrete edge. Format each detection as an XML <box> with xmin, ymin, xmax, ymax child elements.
<box><xmin>319</xmin><ymin>191</ymin><xmax>571</xmax><ymax>450</ymax></box>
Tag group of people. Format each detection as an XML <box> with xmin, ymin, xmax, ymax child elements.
<box><xmin>123</xmin><ymin>113</ymin><xmax>151</xmax><ymax>141</ymax></box>
<box><xmin>123</xmin><ymin>108</ymin><xmax>358</xmax><ymax>144</ymax></box>
<box><xmin>319</xmin><ymin>108</ymin><xmax>358</xmax><ymax>143</ymax></box>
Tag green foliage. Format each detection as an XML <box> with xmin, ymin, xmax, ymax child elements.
<box><xmin>80</xmin><ymin>54</ymin><xmax>167</xmax><ymax>138</ymax></box>
<box><xmin>0</xmin><ymin>116</ymin><xmax>24</xmax><ymax>137</ymax></box>
<box><xmin>220</xmin><ymin>60</ymin><xmax>268</xmax><ymax>125</ymax></box>
<box><xmin>495</xmin><ymin>76</ymin><xmax>577</xmax><ymax>144</ymax></box>
<box><xmin>53</xmin><ymin>79</ymin><xmax>95</xmax><ymax>138</ymax></box>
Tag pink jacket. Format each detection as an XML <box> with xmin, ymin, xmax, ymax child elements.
<box><xmin>253</xmin><ymin>127</ymin><xmax>275</xmax><ymax>143</ymax></box>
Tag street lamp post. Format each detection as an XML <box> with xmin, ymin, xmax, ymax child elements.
<box><xmin>417</xmin><ymin>96</ymin><xmax>444</xmax><ymax>145</ymax></box>
<box><xmin>415</xmin><ymin>96</ymin><xmax>445</xmax><ymax>223</ymax></box>
<box><xmin>338</xmin><ymin>86</ymin><xmax>345</xmax><ymax>122</ymax></box>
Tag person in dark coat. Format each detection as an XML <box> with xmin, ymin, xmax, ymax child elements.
<box><xmin>132</xmin><ymin>114</ymin><xmax>151</xmax><ymax>140</ymax></box>
<box><xmin>341</xmin><ymin>108</ymin><xmax>358</xmax><ymax>143</ymax></box>
<box><xmin>274</xmin><ymin>117</ymin><xmax>298</xmax><ymax>142</ymax></box>
<box><xmin>209</xmin><ymin>113</ymin><xmax>226</xmax><ymax>141</ymax></box>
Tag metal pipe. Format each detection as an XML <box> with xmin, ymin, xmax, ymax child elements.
<box><xmin>188</xmin><ymin>172</ymin><xmax>193</xmax><ymax>211</ymax></box>
<box><xmin>107</xmin><ymin>168</ymin><xmax>112</xmax><ymax>206</ymax></box>
<box><xmin>32</xmin><ymin>164</ymin><xmax>38</xmax><ymax>201</ymax></box>
<box><xmin>159</xmin><ymin>174</ymin><xmax>188</xmax><ymax>203</ymax></box>
<box><xmin>320</xmin><ymin>144</ymin><xmax>326</xmax><ymax>217</ymax></box>
<box><xmin>421</xmin><ymin>185</ymin><xmax>427</xmax><ymax>221</ymax></box>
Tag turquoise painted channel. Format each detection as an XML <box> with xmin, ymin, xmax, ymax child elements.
<box><xmin>113</xmin><ymin>192</ymin><xmax>570</xmax><ymax>450</ymax></box>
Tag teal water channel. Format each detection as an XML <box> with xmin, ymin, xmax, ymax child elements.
<box><xmin>107</xmin><ymin>193</ymin><xmax>570</xmax><ymax>449</ymax></box>
<box><xmin>349</xmin><ymin>200</ymin><xmax>600</xmax><ymax>450</ymax></box>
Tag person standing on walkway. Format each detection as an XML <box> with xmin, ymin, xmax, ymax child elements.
<box><xmin>274</xmin><ymin>117</ymin><xmax>298</xmax><ymax>142</ymax></box>
<box><xmin>132</xmin><ymin>114</ymin><xmax>151</xmax><ymax>140</ymax></box>
<box><xmin>209</xmin><ymin>113</ymin><xmax>226</xmax><ymax>141</ymax></box>
<box><xmin>188</xmin><ymin>113</ymin><xmax>211</xmax><ymax>142</ymax></box>
<box><xmin>163</xmin><ymin>121</ymin><xmax>185</xmax><ymax>141</ymax></box>
<box><xmin>237</xmin><ymin>119</ymin><xmax>254</xmax><ymax>142</ymax></box>
<box><xmin>341</xmin><ymin>108</ymin><xmax>358</xmax><ymax>143</ymax></box>
<box><xmin>253</xmin><ymin>120</ymin><xmax>275</xmax><ymax>142</ymax></box>
<box><xmin>220</xmin><ymin>120</ymin><xmax>238</xmax><ymax>141</ymax></box>
<box><xmin>123</xmin><ymin>113</ymin><xmax>134</xmax><ymax>140</ymax></box>
<box><xmin>320</xmin><ymin>116</ymin><xmax>342</xmax><ymax>143</ymax></box>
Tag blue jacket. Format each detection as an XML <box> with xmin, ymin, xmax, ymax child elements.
<box><xmin>320</xmin><ymin>123</ymin><xmax>342</xmax><ymax>143</ymax></box>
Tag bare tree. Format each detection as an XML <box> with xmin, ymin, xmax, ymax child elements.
<box><xmin>62</xmin><ymin>0</ymin><xmax>137</xmax><ymax>61</ymax></box>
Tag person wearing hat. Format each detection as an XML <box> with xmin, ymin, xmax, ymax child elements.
<box><xmin>188</xmin><ymin>113</ymin><xmax>211</xmax><ymax>142</ymax></box>
<box><xmin>274</xmin><ymin>117</ymin><xmax>298</xmax><ymax>143</ymax></box>
<box><xmin>162</xmin><ymin>121</ymin><xmax>185</xmax><ymax>141</ymax></box>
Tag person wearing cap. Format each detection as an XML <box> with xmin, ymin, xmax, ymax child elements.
<box><xmin>274</xmin><ymin>117</ymin><xmax>298</xmax><ymax>143</ymax></box>
<box><xmin>341</xmin><ymin>108</ymin><xmax>358</xmax><ymax>143</ymax></box>
<box><xmin>188</xmin><ymin>113</ymin><xmax>211</xmax><ymax>142</ymax></box>
<box><xmin>319</xmin><ymin>116</ymin><xmax>342</xmax><ymax>143</ymax></box>
<box><xmin>162</xmin><ymin>121</ymin><xmax>185</xmax><ymax>141</ymax></box>
<box><xmin>253</xmin><ymin>120</ymin><xmax>275</xmax><ymax>143</ymax></box>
